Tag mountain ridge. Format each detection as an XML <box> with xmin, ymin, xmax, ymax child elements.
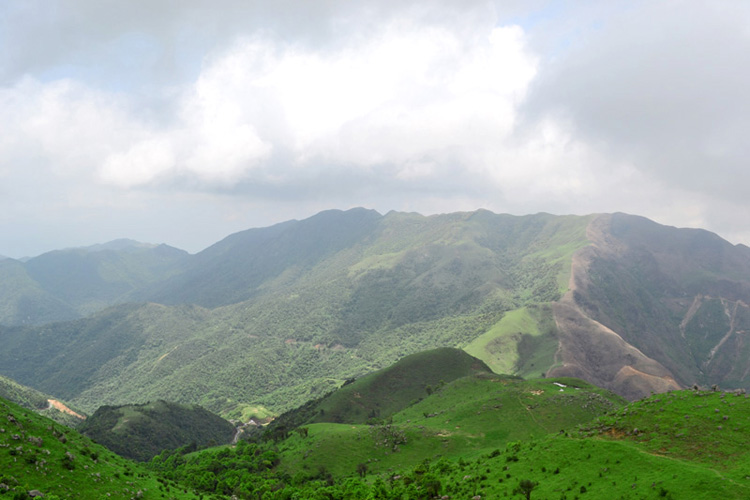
<box><xmin>2</xmin><ymin>208</ymin><xmax>750</xmax><ymax>415</ymax></box>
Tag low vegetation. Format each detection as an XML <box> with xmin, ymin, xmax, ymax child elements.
<box><xmin>145</xmin><ymin>381</ymin><xmax>750</xmax><ymax>499</ymax></box>
<box><xmin>0</xmin><ymin>396</ymin><xmax>199</xmax><ymax>499</ymax></box>
<box><xmin>5</xmin><ymin>347</ymin><xmax>750</xmax><ymax>498</ymax></box>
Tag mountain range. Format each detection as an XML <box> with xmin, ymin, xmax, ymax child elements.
<box><xmin>2</xmin><ymin>208</ymin><xmax>750</xmax><ymax>418</ymax></box>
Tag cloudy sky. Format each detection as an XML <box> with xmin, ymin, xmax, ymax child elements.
<box><xmin>1</xmin><ymin>0</ymin><xmax>748</xmax><ymax>258</ymax></box>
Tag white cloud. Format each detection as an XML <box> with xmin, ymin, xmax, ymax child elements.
<box><xmin>2</xmin><ymin>1</ymin><xmax>750</xmax><ymax>257</ymax></box>
<box><xmin>100</xmin><ymin>137</ymin><xmax>176</xmax><ymax>188</ymax></box>
<box><xmin>89</xmin><ymin>19</ymin><xmax>541</xmax><ymax>192</ymax></box>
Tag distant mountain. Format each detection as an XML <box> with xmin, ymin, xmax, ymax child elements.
<box><xmin>0</xmin><ymin>257</ymin><xmax>78</xmax><ymax>325</ymax></box>
<box><xmin>76</xmin><ymin>238</ymin><xmax>160</xmax><ymax>253</ymax></box>
<box><xmin>0</xmin><ymin>240</ymin><xmax>189</xmax><ymax>324</ymax></box>
<box><xmin>549</xmin><ymin>213</ymin><xmax>750</xmax><ymax>396</ymax></box>
<box><xmin>137</xmin><ymin>207</ymin><xmax>383</xmax><ymax>307</ymax></box>
<box><xmin>1</xmin><ymin>208</ymin><xmax>750</xmax><ymax>416</ymax></box>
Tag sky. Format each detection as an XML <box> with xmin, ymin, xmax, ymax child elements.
<box><xmin>1</xmin><ymin>0</ymin><xmax>749</xmax><ymax>258</ymax></box>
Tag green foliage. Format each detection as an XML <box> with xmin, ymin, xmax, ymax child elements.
<box><xmin>79</xmin><ymin>400</ymin><xmax>235</xmax><ymax>462</ymax></box>
<box><xmin>465</xmin><ymin>304</ymin><xmax>558</xmax><ymax>377</ymax></box>
<box><xmin>0</xmin><ymin>395</ymin><xmax>199</xmax><ymax>499</ymax></box>
<box><xmin>267</xmin><ymin>374</ymin><xmax>624</xmax><ymax>479</ymax></box>
<box><xmin>0</xmin><ymin>210</ymin><xmax>595</xmax><ymax>417</ymax></box>
<box><xmin>0</xmin><ymin>374</ymin><xmax>86</xmax><ymax>428</ymax></box>
<box><xmin>268</xmin><ymin>348</ymin><xmax>492</xmax><ymax>430</ymax></box>
<box><xmin>0</xmin><ymin>374</ymin><xmax>50</xmax><ymax>411</ymax></box>
<box><xmin>144</xmin><ymin>387</ymin><xmax>750</xmax><ymax>499</ymax></box>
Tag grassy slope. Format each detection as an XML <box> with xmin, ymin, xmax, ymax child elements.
<box><xmin>272</xmin><ymin>387</ymin><xmax>750</xmax><ymax>499</ymax></box>
<box><xmin>142</xmin><ymin>379</ymin><xmax>750</xmax><ymax>499</ymax></box>
<box><xmin>428</xmin><ymin>433</ymin><xmax>745</xmax><ymax>499</ymax></box>
<box><xmin>464</xmin><ymin>304</ymin><xmax>559</xmax><ymax>378</ymax></box>
<box><xmin>0</xmin><ymin>396</ymin><xmax>199</xmax><ymax>499</ymax></box>
<box><xmin>273</xmin><ymin>374</ymin><xmax>625</xmax><ymax>478</ymax></box>
<box><xmin>261</xmin><ymin>347</ymin><xmax>493</xmax><ymax>440</ymax></box>
<box><xmin>311</xmin><ymin>348</ymin><xmax>492</xmax><ymax>424</ymax></box>
<box><xmin>443</xmin><ymin>388</ymin><xmax>750</xmax><ymax>499</ymax></box>
<box><xmin>0</xmin><ymin>374</ymin><xmax>85</xmax><ymax>428</ymax></box>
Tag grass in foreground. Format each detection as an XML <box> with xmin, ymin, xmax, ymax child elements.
<box><xmin>0</xmin><ymin>396</ymin><xmax>199</xmax><ymax>499</ymax></box>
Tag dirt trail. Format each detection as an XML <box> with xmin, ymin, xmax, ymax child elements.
<box><xmin>47</xmin><ymin>399</ymin><xmax>86</xmax><ymax>420</ymax></box>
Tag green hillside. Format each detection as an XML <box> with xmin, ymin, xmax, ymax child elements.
<box><xmin>148</xmin><ymin>369</ymin><xmax>625</xmax><ymax>498</ymax></box>
<box><xmin>3</xmin><ymin>209</ymin><xmax>750</xmax><ymax>419</ymax></box>
<box><xmin>269</xmin><ymin>348</ymin><xmax>493</xmax><ymax>431</ymax></box>
<box><xmin>465</xmin><ymin>304</ymin><xmax>559</xmax><ymax>378</ymax></box>
<box><xmin>0</xmin><ymin>210</ymin><xmax>595</xmax><ymax>416</ymax></box>
<box><xmin>0</xmin><ymin>374</ymin><xmax>85</xmax><ymax>428</ymax></box>
<box><xmin>0</xmin><ymin>374</ymin><xmax>50</xmax><ymax>411</ymax></box>
<box><xmin>0</xmin><ymin>395</ymin><xmax>200</xmax><ymax>499</ymax></box>
<box><xmin>146</xmin><ymin>385</ymin><xmax>750</xmax><ymax>499</ymax></box>
<box><xmin>0</xmin><ymin>258</ymin><xmax>77</xmax><ymax>326</ymax></box>
<box><xmin>271</xmin><ymin>374</ymin><xmax>625</xmax><ymax>479</ymax></box>
<box><xmin>0</xmin><ymin>241</ymin><xmax>188</xmax><ymax>326</ymax></box>
<box><xmin>79</xmin><ymin>400</ymin><xmax>236</xmax><ymax>462</ymax></box>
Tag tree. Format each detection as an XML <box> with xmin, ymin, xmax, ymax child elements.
<box><xmin>357</xmin><ymin>462</ymin><xmax>368</xmax><ymax>477</ymax></box>
<box><xmin>514</xmin><ymin>479</ymin><xmax>538</xmax><ymax>500</ymax></box>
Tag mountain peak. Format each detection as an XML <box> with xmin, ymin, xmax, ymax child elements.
<box><xmin>78</xmin><ymin>239</ymin><xmax>159</xmax><ymax>253</ymax></box>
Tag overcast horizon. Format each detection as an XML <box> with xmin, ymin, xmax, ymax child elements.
<box><xmin>2</xmin><ymin>1</ymin><xmax>749</xmax><ymax>259</ymax></box>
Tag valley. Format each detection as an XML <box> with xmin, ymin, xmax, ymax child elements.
<box><xmin>2</xmin><ymin>208</ymin><xmax>750</xmax><ymax>497</ymax></box>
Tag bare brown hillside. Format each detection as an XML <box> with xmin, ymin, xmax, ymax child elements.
<box><xmin>547</xmin><ymin>213</ymin><xmax>750</xmax><ymax>399</ymax></box>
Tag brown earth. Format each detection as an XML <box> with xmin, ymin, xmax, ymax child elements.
<box><xmin>546</xmin><ymin>215</ymin><xmax>682</xmax><ymax>400</ymax></box>
<box><xmin>47</xmin><ymin>399</ymin><xmax>86</xmax><ymax>420</ymax></box>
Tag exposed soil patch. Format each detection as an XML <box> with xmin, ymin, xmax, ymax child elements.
<box><xmin>47</xmin><ymin>399</ymin><xmax>86</xmax><ymax>420</ymax></box>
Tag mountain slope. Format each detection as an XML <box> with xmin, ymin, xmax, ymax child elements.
<box><xmin>267</xmin><ymin>348</ymin><xmax>494</xmax><ymax>431</ymax></box>
<box><xmin>547</xmin><ymin>213</ymin><xmax>750</xmax><ymax>396</ymax></box>
<box><xmin>0</xmin><ymin>258</ymin><xmax>78</xmax><ymax>325</ymax></box>
<box><xmin>0</xmin><ymin>374</ymin><xmax>86</xmax><ymax>427</ymax></box>
<box><xmin>0</xmin><ymin>209</ymin><xmax>595</xmax><ymax>415</ymax></box>
<box><xmin>2</xmin><ymin>209</ymin><xmax>750</xmax><ymax>414</ymax></box>
<box><xmin>0</xmin><ymin>395</ymin><xmax>199</xmax><ymax>499</ymax></box>
<box><xmin>140</xmin><ymin>207</ymin><xmax>383</xmax><ymax>308</ymax></box>
<box><xmin>0</xmin><ymin>240</ymin><xmax>189</xmax><ymax>325</ymax></box>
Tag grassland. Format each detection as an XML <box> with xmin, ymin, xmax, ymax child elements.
<box><xmin>0</xmin><ymin>396</ymin><xmax>199</xmax><ymax>499</ymax></box>
<box><xmin>278</xmin><ymin>387</ymin><xmax>750</xmax><ymax>498</ymax></box>
<box><xmin>148</xmin><ymin>380</ymin><xmax>750</xmax><ymax>499</ymax></box>
<box><xmin>464</xmin><ymin>305</ymin><xmax>559</xmax><ymax>378</ymax></box>
<box><xmin>272</xmin><ymin>374</ymin><xmax>624</xmax><ymax>479</ymax></box>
